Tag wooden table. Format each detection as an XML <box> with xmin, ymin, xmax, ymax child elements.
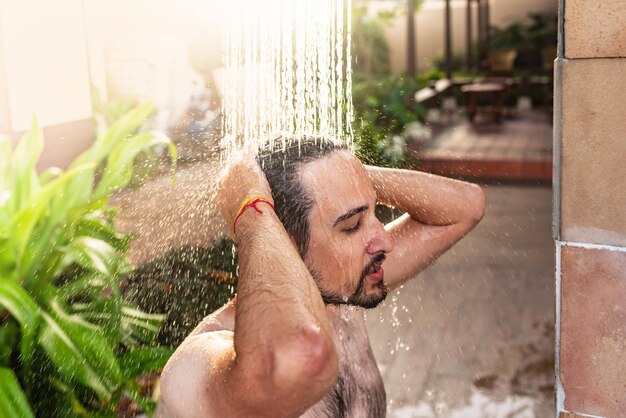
<box><xmin>461</xmin><ymin>82</ymin><xmax>508</xmax><ymax>123</ymax></box>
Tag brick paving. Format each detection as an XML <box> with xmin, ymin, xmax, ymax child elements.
<box><xmin>413</xmin><ymin>111</ymin><xmax>553</xmax><ymax>183</ymax></box>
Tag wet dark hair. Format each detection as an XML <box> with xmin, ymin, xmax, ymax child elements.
<box><xmin>257</xmin><ymin>136</ymin><xmax>347</xmax><ymax>257</ymax></box>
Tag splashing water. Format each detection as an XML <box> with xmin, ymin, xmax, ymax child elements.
<box><xmin>221</xmin><ymin>0</ymin><xmax>354</xmax><ymax>153</ymax></box>
<box><xmin>392</xmin><ymin>390</ymin><xmax>540</xmax><ymax>418</ymax></box>
<box><xmin>342</xmin><ymin>300</ymin><xmax>351</xmax><ymax>321</ymax></box>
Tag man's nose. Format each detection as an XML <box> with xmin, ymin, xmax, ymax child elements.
<box><xmin>366</xmin><ymin>220</ymin><xmax>394</xmax><ymax>255</ymax></box>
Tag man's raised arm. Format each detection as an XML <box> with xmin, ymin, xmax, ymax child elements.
<box><xmin>160</xmin><ymin>156</ymin><xmax>338</xmax><ymax>418</ymax></box>
<box><xmin>366</xmin><ymin>166</ymin><xmax>486</xmax><ymax>289</ymax></box>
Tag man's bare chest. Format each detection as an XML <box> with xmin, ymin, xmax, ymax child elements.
<box><xmin>302</xmin><ymin>310</ymin><xmax>386</xmax><ymax>417</ymax></box>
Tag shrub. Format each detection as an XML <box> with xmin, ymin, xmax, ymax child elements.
<box><xmin>352</xmin><ymin>76</ymin><xmax>426</xmax><ymax>167</ymax></box>
<box><xmin>489</xmin><ymin>12</ymin><xmax>558</xmax><ymax>70</ymax></box>
<box><xmin>0</xmin><ymin>101</ymin><xmax>176</xmax><ymax>417</ymax></box>
<box><xmin>123</xmin><ymin>239</ymin><xmax>238</xmax><ymax>348</ymax></box>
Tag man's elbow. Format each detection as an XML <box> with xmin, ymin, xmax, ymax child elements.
<box><xmin>272</xmin><ymin>327</ymin><xmax>339</xmax><ymax>399</ymax></box>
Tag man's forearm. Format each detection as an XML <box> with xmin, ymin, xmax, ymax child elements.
<box><xmin>233</xmin><ymin>208</ymin><xmax>337</xmax><ymax>383</ymax></box>
<box><xmin>366</xmin><ymin>166</ymin><xmax>485</xmax><ymax>226</ymax></box>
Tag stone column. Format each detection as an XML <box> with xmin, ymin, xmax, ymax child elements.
<box><xmin>466</xmin><ymin>0</ymin><xmax>473</xmax><ymax>71</ymax></box>
<box><xmin>444</xmin><ymin>0</ymin><xmax>452</xmax><ymax>79</ymax></box>
<box><xmin>554</xmin><ymin>1</ymin><xmax>626</xmax><ymax>418</ymax></box>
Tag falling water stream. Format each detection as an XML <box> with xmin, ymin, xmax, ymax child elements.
<box><xmin>220</xmin><ymin>0</ymin><xmax>357</xmax><ymax>330</ymax></box>
<box><xmin>221</xmin><ymin>0</ymin><xmax>354</xmax><ymax>151</ymax></box>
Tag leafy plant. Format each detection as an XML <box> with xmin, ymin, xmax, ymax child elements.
<box><xmin>352</xmin><ymin>0</ymin><xmax>427</xmax><ymax>80</ymax></box>
<box><xmin>0</xmin><ymin>101</ymin><xmax>176</xmax><ymax>417</ymax></box>
<box><xmin>430</xmin><ymin>49</ymin><xmax>471</xmax><ymax>75</ymax></box>
<box><xmin>488</xmin><ymin>12</ymin><xmax>558</xmax><ymax>70</ymax></box>
<box><xmin>352</xmin><ymin>76</ymin><xmax>426</xmax><ymax>167</ymax></box>
<box><xmin>92</xmin><ymin>89</ymin><xmax>166</xmax><ymax>188</ymax></box>
<box><xmin>525</xmin><ymin>12</ymin><xmax>558</xmax><ymax>50</ymax></box>
<box><xmin>91</xmin><ymin>88</ymin><xmax>138</xmax><ymax>137</ymax></box>
<box><xmin>490</xmin><ymin>22</ymin><xmax>526</xmax><ymax>50</ymax></box>
<box><xmin>124</xmin><ymin>239</ymin><xmax>238</xmax><ymax>348</ymax></box>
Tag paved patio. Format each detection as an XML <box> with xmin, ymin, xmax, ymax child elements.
<box><xmin>413</xmin><ymin>111</ymin><xmax>553</xmax><ymax>183</ymax></box>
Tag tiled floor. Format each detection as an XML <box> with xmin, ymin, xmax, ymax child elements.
<box><xmin>413</xmin><ymin>111</ymin><xmax>553</xmax><ymax>182</ymax></box>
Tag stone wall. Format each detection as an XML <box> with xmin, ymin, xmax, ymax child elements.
<box><xmin>554</xmin><ymin>1</ymin><xmax>626</xmax><ymax>417</ymax></box>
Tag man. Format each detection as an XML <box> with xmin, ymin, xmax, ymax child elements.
<box><xmin>160</xmin><ymin>137</ymin><xmax>486</xmax><ymax>417</ymax></box>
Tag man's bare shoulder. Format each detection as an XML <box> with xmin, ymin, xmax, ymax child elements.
<box><xmin>159</xmin><ymin>301</ymin><xmax>237</xmax><ymax>418</ymax></box>
<box><xmin>160</xmin><ymin>329</ymin><xmax>237</xmax><ymax>418</ymax></box>
<box><xmin>190</xmin><ymin>299</ymin><xmax>236</xmax><ymax>335</ymax></box>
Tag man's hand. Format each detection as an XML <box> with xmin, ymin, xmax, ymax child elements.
<box><xmin>215</xmin><ymin>150</ymin><xmax>273</xmax><ymax>231</ymax></box>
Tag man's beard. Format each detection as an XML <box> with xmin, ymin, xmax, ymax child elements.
<box><xmin>310</xmin><ymin>252</ymin><xmax>388</xmax><ymax>309</ymax></box>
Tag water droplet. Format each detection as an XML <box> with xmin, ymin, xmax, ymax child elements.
<box><xmin>341</xmin><ymin>305</ymin><xmax>351</xmax><ymax>321</ymax></box>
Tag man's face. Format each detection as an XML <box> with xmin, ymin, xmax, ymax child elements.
<box><xmin>299</xmin><ymin>151</ymin><xmax>394</xmax><ymax>309</ymax></box>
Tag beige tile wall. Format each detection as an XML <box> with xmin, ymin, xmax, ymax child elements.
<box><xmin>560</xmin><ymin>246</ymin><xmax>626</xmax><ymax>417</ymax></box>
<box><xmin>559</xmin><ymin>58</ymin><xmax>626</xmax><ymax>247</ymax></box>
<box><xmin>556</xmin><ymin>2</ymin><xmax>626</xmax><ymax>418</ymax></box>
<box><xmin>37</xmin><ymin>119</ymin><xmax>94</xmax><ymax>171</ymax></box>
<box><xmin>564</xmin><ymin>0</ymin><xmax>626</xmax><ymax>59</ymax></box>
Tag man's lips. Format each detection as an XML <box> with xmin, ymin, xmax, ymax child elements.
<box><xmin>366</xmin><ymin>264</ymin><xmax>384</xmax><ymax>283</ymax></box>
<box><xmin>363</xmin><ymin>253</ymin><xmax>386</xmax><ymax>283</ymax></box>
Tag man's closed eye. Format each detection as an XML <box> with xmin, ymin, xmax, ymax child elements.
<box><xmin>344</xmin><ymin>220</ymin><xmax>362</xmax><ymax>234</ymax></box>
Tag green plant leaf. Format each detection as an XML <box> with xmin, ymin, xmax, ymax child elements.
<box><xmin>62</xmin><ymin>236</ymin><xmax>128</xmax><ymax>344</ymax></box>
<box><xmin>38</xmin><ymin>297</ymin><xmax>122</xmax><ymax>401</ymax></box>
<box><xmin>8</xmin><ymin>163</ymin><xmax>96</xmax><ymax>283</ymax></box>
<box><xmin>122</xmin><ymin>381</ymin><xmax>157</xmax><ymax>415</ymax></box>
<box><xmin>0</xmin><ymin>367</ymin><xmax>35</xmax><ymax>418</ymax></box>
<box><xmin>73</xmin><ymin>100</ymin><xmax>155</xmax><ymax>170</ymax></box>
<box><xmin>22</xmin><ymin>197</ymin><xmax>111</xmax><ymax>284</ymax></box>
<box><xmin>9</xmin><ymin>118</ymin><xmax>43</xmax><ymax>217</ymax></box>
<box><xmin>0</xmin><ymin>279</ymin><xmax>41</xmax><ymax>368</ymax></box>
<box><xmin>52</xmin><ymin>100</ymin><xmax>155</xmax><ymax>217</ymax></box>
<box><xmin>0</xmin><ymin>321</ymin><xmax>19</xmax><ymax>367</ymax></box>
<box><xmin>73</xmin><ymin>212</ymin><xmax>130</xmax><ymax>253</ymax></box>
<box><xmin>94</xmin><ymin>130</ymin><xmax>176</xmax><ymax>199</ymax></box>
<box><xmin>120</xmin><ymin>380</ymin><xmax>157</xmax><ymax>415</ymax></box>
<box><xmin>39</xmin><ymin>166</ymin><xmax>63</xmax><ymax>186</ymax></box>
<box><xmin>65</xmin><ymin>236</ymin><xmax>122</xmax><ymax>276</ymax></box>
<box><xmin>0</xmin><ymin>236</ymin><xmax>17</xmax><ymax>278</ymax></box>
<box><xmin>58</xmin><ymin>272</ymin><xmax>108</xmax><ymax>300</ymax></box>
<box><xmin>120</xmin><ymin>305</ymin><xmax>164</xmax><ymax>346</ymax></box>
<box><xmin>48</xmin><ymin>376</ymin><xmax>99</xmax><ymax>417</ymax></box>
<box><xmin>119</xmin><ymin>346</ymin><xmax>174</xmax><ymax>380</ymax></box>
